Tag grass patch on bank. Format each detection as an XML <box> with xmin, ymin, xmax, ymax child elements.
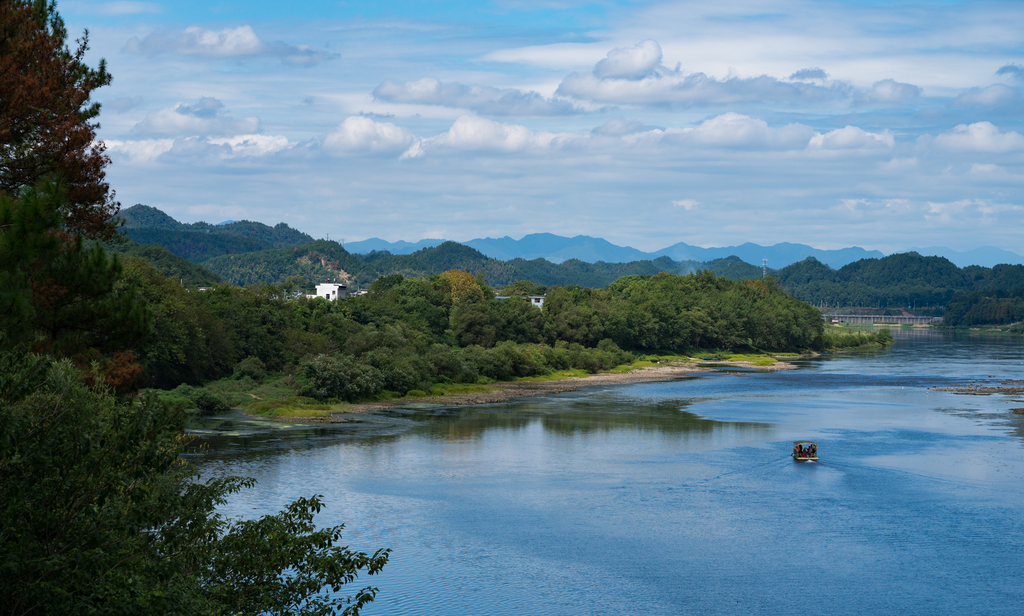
<box><xmin>246</xmin><ymin>397</ymin><xmax>348</xmax><ymax>418</ymax></box>
<box><xmin>381</xmin><ymin>383</ymin><xmax>495</xmax><ymax>400</ymax></box>
<box><xmin>515</xmin><ymin>369</ymin><xmax>590</xmax><ymax>382</ymax></box>
<box><xmin>719</xmin><ymin>353</ymin><xmax>779</xmax><ymax>366</ymax></box>
<box><xmin>426</xmin><ymin>382</ymin><xmax>493</xmax><ymax>396</ymax></box>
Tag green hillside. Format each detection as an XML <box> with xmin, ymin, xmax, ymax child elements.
<box><xmin>203</xmin><ymin>240</ymin><xmax>392</xmax><ymax>288</ymax></box>
<box><xmin>201</xmin><ymin>239</ymin><xmax>766</xmax><ymax>289</ymax></box>
<box><xmin>118</xmin><ymin>204</ymin><xmax>314</xmax><ymax>263</ymax></box>
<box><xmin>775</xmin><ymin>253</ymin><xmax>1024</xmax><ymax>317</ymax></box>
<box><xmin>102</xmin><ymin>237</ymin><xmax>223</xmax><ymax>286</ymax></box>
<box><xmin>119</xmin><ymin>204</ymin><xmax>184</xmax><ymax>230</ymax></box>
<box><xmin>124</xmin><ymin>228</ymin><xmax>275</xmax><ymax>262</ymax></box>
<box><xmin>117</xmin><ymin>206</ymin><xmax>774</xmax><ymax>290</ymax></box>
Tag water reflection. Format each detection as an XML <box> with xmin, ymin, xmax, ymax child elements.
<box><xmin>191</xmin><ymin>392</ymin><xmax>773</xmax><ymax>464</ymax></box>
<box><xmin>408</xmin><ymin>397</ymin><xmax>772</xmax><ymax>441</ymax></box>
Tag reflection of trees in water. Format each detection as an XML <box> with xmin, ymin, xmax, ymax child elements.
<box><xmin>417</xmin><ymin>400</ymin><xmax>772</xmax><ymax>441</ymax></box>
<box><xmin>190</xmin><ymin>414</ymin><xmax>406</xmax><ymax>467</ymax></box>
<box><xmin>191</xmin><ymin>399</ymin><xmax>774</xmax><ymax>465</ymax></box>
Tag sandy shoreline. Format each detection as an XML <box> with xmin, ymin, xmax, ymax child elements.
<box><xmin>275</xmin><ymin>359</ymin><xmax>798</xmax><ymax>423</ymax></box>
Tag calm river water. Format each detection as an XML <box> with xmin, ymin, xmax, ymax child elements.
<box><xmin>193</xmin><ymin>330</ymin><xmax>1024</xmax><ymax>615</ymax></box>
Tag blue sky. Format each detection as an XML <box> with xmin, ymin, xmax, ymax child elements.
<box><xmin>64</xmin><ymin>0</ymin><xmax>1024</xmax><ymax>253</ymax></box>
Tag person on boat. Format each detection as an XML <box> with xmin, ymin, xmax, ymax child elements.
<box><xmin>794</xmin><ymin>444</ymin><xmax>801</xmax><ymax>457</ymax></box>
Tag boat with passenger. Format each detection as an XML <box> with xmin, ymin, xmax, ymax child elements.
<box><xmin>792</xmin><ymin>441</ymin><xmax>818</xmax><ymax>462</ymax></box>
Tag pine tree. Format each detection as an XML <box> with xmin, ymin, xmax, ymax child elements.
<box><xmin>0</xmin><ymin>177</ymin><xmax>150</xmax><ymax>389</ymax></box>
<box><xmin>0</xmin><ymin>0</ymin><xmax>117</xmax><ymax>239</ymax></box>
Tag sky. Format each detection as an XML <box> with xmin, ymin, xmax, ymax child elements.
<box><xmin>64</xmin><ymin>0</ymin><xmax>1024</xmax><ymax>253</ymax></box>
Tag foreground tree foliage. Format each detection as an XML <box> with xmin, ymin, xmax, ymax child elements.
<box><xmin>0</xmin><ymin>352</ymin><xmax>390</xmax><ymax>616</ymax></box>
<box><xmin>0</xmin><ymin>0</ymin><xmax>118</xmax><ymax>239</ymax></box>
<box><xmin>0</xmin><ymin>178</ymin><xmax>149</xmax><ymax>388</ymax></box>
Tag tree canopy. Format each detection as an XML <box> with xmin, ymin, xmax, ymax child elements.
<box><xmin>0</xmin><ymin>352</ymin><xmax>389</xmax><ymax>616</ymax></box>
<box><xmin>0</xmin><ymin>0</ymin><xmax>117</xmax><ymax>239</ymax></box>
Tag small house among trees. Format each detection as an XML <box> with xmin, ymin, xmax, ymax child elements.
<box><xmin>313</xmin><ymin>280</ymin><xmax>347</xmax><ymax>300</ymax></box>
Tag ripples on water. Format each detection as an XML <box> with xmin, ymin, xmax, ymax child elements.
<box><xmin>195</xmin><ymin>331</ymin><xmax>1024</xmax><ymax>615</ymax></box>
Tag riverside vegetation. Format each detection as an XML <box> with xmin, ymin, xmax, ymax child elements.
<box><xmin>124</xmin><ymin>263</ymin><xmax>891</xmax><ymax>417</ymax></box>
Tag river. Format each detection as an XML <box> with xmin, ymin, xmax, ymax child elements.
<box><xmin>193</xmin><ymin>330</ymin><xmax>1024</xmax><ymax>615</ymax></box>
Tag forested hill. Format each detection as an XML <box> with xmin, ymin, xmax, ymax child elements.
<box><xmin>103</xmin><ymin>238</ymin><xmax>222</xmax><ymax>286</ymax></box>
<box><xmin>118</xmin><ymin>204</ymin><xmax>314</xmax><ymax>262</ymax></box>
<box><xmin>201</xmin><ymin>240</ymin><xmax>763</xmax><ymax>288</ymax></box>
<box><xmin>775</xmin><ymin>253</ymin><xmax>1024</xmax><ymax>309</ymax></box>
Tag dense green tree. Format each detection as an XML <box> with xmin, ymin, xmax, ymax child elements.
<box><xmin>1</xmin><ymin>179</ymin><xmax>149</xmax><ymax>387</ymax></box>
<box><xmin>0</xmin><ymin>352</ymin><xmax>389</xmax><ymax>615</ymax></box>
<box><xmin>494</xmin><ymin>297</ymin><xmax>544</xmax><ymax>344</ymax></box>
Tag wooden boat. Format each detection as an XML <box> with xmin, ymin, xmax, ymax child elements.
<box><xmin>792</xmin><ymin>441</ymin><xmax>818</xmax><ymax>462</ymax></box>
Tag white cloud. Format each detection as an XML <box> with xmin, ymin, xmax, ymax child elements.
<box><xmin>129</xmin><ymin>98</ymin><xmax>260</xmax><ymax>138</ymax></box>
<box><xmin>322</xmin><ymin>113</ymin><xmax>902</xmax><ymax>160</ymax></box>
<box><xmin>424</xmin><ymin>116</ymin><xmax>571</xmax><ymax>153</ymax></box>
<box><xmin>593</xmin><ymin>40</ymin><xmax>662</xmax><ymax>80</ymax></box>
<box><xmin>933</xmin><ymin>122</ymin><xmax>1024</xmax><ymax>153</ymax></box>
<box><xmin>127</xmin><ymin>25</ymin><xmax>262</xmax><ymax>56</ymax></box>
<box><xmin>556</xmin><ymin>40</ymin><xmax>854</xmax><ymax>107</ymax></box>
<box><xmin>553</xmin><ymin>41</ymin><xmax>933</xmax><ymax>109</ymax></box>
<box><xmin>856</xmin><ymin>79</ymin><xmax>922</xmax><ymax>105</ymax></box>
<box><xmin>207</xmin><ymin>134</ymin><xmax>291</xmax><ymax>158</ymax></box>
<box><xmin>123</xmin><ymin>25</ymin><xmax>335</xmax><ymax>65</ymax></box>
<box><xmin>322</xmin><ymin>116</ymin><xmax>417</xmax><ymax>155</ymax></box>
<box><xmin>952</xmin><ymin>84</ymin><xmax>1019</xmax><ymax>107</ymax></box>
<box><xmin>558</xmin><ymin>67</ymin><xmax>848</xmax><ymax>107</ymax></box>
<box><xmin>102</xmin><ymin>138</ymin><xmax>174</xmax><ymax>162</ymax></box>
<box><xmin>810</xmin><ymin>126</ymin><xmax>894</xmax><ymax>150</ymax></box>
<box><xmin>372</xmin><ymin>78</ymin><xmax>582</xmax><ymax>116</ymax></box>
<box><xmin>652</xmin><ymin>113</ymin><xmax>815</xmax><ymax>150</ymax></box>
<box><xmin>925</xmin><ymin>199</ymin><xmax>979</xmax><ymax>222</ymax></box>
<box><xmin>671</xmin><ymin>199</ymin><xmax>698</xmax><ymax>210</ymax></box>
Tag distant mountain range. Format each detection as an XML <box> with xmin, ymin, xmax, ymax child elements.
<box><xmin>113</xmin><ymin>205</ymin><xmax>1024</xmax><ymax>311</ymax></box>
<box><xmin>345</xmin><ymin>234</ymin><xmax>1023</xmax><ymax>269</ymax></box>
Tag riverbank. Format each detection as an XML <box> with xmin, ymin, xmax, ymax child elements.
<box><xmin>269</xmin><ymin>357</ymin><xmax>799</xmax><ymax>423</ymax></box>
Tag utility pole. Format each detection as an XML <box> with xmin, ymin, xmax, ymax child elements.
<box><xmin>762</xmin><ymin>258</ymin><xmax>768</xmax><ymax>279</ymax></box>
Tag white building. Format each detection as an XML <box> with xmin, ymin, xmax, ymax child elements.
<box><xmin>495</xmin><ymin>294</ymin><xmax>545</xmax><ymax>308</ymax></box>
<box><xmin>313</xmin><ymin>280</ymin><xmax>347</xmax><ymax>300</ymax></box>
